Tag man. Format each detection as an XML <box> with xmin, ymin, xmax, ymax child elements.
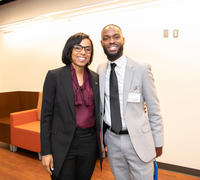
<box><xmin>97</xmin><ymin>24</ymin><xmax>163</xmax><ymax>180</ymax></box>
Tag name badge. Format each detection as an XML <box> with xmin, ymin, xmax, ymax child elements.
<box><xmin>128</xmin><ymin>92</ymin><xmax>141</xmax><ymax>103</ymax></box>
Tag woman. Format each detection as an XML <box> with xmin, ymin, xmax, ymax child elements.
<box><xmin>41</xmin><ymin>33</ymin><xmax>102</xmax><ymax>180</ymax></box>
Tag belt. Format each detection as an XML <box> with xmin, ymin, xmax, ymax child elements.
<box><xmin>75</xmin><ymin>127</ymin><xmax>96</xmax><ymax>138</ymax></box>
<box><xmin>104</xmin><ymin>123</ymin><xmax>128</xmax><ymax>135</ymax></box>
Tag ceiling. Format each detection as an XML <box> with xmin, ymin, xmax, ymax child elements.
<box><xmin>0</xmin><ymin>0</ymin><xmax>117</xmax><ymax>26</ymax></box>
<box><xmin>0</xmin><ymin>0</ymin><xmax>16</xmax><ymax>6</ymax></box>
<box><xmin>0</xmin><ymin>0</ymin><xmax>157</xmax><ymax>27</ymax></box>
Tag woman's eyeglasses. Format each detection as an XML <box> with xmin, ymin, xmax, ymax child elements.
<box><xmin>73</xmin><ymin>44</ymin><xmax>92</xmax><ymax>54</ymax></box>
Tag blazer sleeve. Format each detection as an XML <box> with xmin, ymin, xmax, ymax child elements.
<box><xmin>142</xmin><ymin>64</ymin><xmax>164</xmax><ymax>147</ymax></box>
<box><xmin>40</xmin><ymin>70</ymin><xmax>56</xmax><ymax>156</ymax></box>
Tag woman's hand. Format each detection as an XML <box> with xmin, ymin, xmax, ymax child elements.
<box><xmin>42</xmin><ymin>154</ymin><xmax>54</xmax><ymax>175</ymax></box>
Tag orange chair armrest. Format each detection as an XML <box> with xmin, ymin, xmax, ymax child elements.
<box><xmin>10</xmin><ymin>109</ymin><xmax>38</xmax><ymax>126</ymax></box>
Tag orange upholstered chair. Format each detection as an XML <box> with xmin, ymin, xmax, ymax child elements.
<box><xmin>10</xmin><ymin>92</ymin><xmax>42</xmax><ymax>160</ymax></box>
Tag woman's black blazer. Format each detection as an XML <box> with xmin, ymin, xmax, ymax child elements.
<box><xmin>40</xmin><ymin>65</ymin><xmax>102</xmax><ymax>176</ymax></box>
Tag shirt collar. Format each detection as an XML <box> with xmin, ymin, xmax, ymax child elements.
<box><xmin>108</xmin><ymin>55</ymin><xmax>127</xmax><ymax>69</ymax></box>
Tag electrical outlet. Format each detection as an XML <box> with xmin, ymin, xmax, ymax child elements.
<box><xmin>163</xmin><ymin>29</ymin><xmax>169</xmax><ymax>38</ymax></box>
<box><xmin>173</xmin><ymin>29</ymin><xmax>179</xmax><ymax>38</ymax></box>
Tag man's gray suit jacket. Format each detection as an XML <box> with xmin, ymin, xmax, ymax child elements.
<box><xmin>97</xmin><ymin>57</ymin><xmax>164</xmax><ymax>162</ymax></box>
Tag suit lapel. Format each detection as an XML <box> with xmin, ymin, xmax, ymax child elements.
<box><xmin>88</xmin><ymin>70</ymin><xmax>99</xmax><ymax>111</ymax></box>
<box><xmin>60</xmin><ymin>66</ymin><xmax>76</xmax><ymax>121</ymax></box>
<box><xmin>99</xmin><ymin>63</ymin><xmax>108</xmax><ymax>110</ymax></box>
<box><xmin>123</xmin><ymin>59</ymin><xmax>136</xmax><ymax>113</ymax></box>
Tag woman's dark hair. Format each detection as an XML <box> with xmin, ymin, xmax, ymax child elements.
<box><xmin>62</xmin><ymin>32</ymin><xmax>94</xmax><ymax>66</ymax></box>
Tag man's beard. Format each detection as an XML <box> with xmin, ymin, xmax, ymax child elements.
<box><xmin>103</xmin><ymin>45</ymin><xmax>123</xmax><ymax>61</ymax></box>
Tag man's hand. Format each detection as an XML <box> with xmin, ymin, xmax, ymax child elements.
<box><xmin>155</xmin><ymin>147</ymin><xmax>163</xmax><ymax>157</ymax></box>
<box><xmin>42</xmin><ymin>154</ymin><xmax>54</xmax><ymax>175</ymax></box>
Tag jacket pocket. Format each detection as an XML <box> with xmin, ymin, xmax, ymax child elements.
<box><xmin>142</xmin><ymin>124</ymin><xmax>151</xmax><ymax>133</ymax></box>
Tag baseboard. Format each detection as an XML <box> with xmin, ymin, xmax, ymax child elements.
<box><xmin>157</xmin><ymin>161</ymin><xmax>200</xmax><ymax>177</ymax></box>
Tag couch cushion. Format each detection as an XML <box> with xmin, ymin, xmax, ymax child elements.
<box><xmin>15</xmin><ymin>121</ymin><xmax>40</xmax><ymax>133</ymax></box>
<box><xmin>12</xmin><ymin>121</ymin><xmax>40</xmax><ymax>152</ymax></box>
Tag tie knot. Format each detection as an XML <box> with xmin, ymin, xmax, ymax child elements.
<box><xmin>110</xmin><ymin>63</ymin><xmax>116</xmax><ymax>69</ymax></box>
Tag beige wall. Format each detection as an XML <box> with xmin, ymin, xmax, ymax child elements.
<box><xmin>0</xmin><ymin>0</ymin><xmax>200</xmax><ymax>170</ymax></box>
